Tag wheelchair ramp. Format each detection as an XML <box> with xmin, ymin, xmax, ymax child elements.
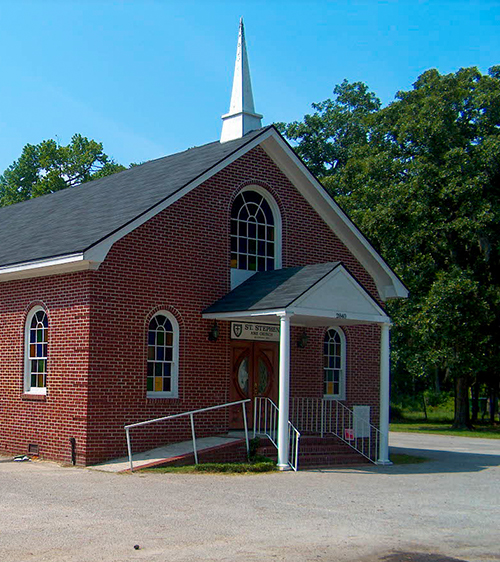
<box><xmin>90</xmin><ymin>435</ymin><xmax>244</xmax><ymax>473</ymax></box>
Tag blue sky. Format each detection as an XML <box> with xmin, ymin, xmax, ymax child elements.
<box><xmin>0</xmin><ymin>0</ymin><xmax>498</xmax><ymax>172</ymax></box>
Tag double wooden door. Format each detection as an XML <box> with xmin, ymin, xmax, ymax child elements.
<box><xmin>229</xmin><ymin>341</ymin><xmax>278</xmax><ymax>428</ymax></box>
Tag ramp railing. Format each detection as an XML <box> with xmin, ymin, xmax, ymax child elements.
<box><xmin>124</xmin><ymin>399</ymin><xmax>251</xmax><ymax>472</ymax></box>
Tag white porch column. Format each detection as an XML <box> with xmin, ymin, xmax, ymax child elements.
<box><xmin>377</xmin><ymin>322</ymin><xmax>392</xmax><ymax>465</ymax></box>
<box><xmin>277</xmin><ymin>312</ymin><xmax>292</xmax><ymax>470</ymax></box>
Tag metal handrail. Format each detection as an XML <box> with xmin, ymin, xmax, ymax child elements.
<box><xmin>288</xmin><ymin>421</ymin><xmax>300</xmax><ymax>472</ymax></box>
<box><xmin>253</xmin><ymin>397</ymin><xmax>301</xmax><ymax>471</ymax></box>
<box><xmin>289</xmin><ymin>397</ymin><xmax>381</xmax><ymax>463</ymax></box>
<box><xmin>124</xmin><ymin>399</ymin><xmax>251</xmax><ymax>472</ymax></box>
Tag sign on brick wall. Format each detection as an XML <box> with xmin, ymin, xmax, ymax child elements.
<box><xmin>231</xmin><ymin>322</ymin><xmax>280</xmax><ymax>342</ymax></box>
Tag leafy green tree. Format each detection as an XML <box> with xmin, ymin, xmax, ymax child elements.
<box><xmin>339</xmin><ymin>67</ymin><xmax>500</xmax><ymax>428</ymax></box>
<box><xmin>282</xmin><ymin>67</ymin><xmax>500</xmax><ymax>428</ymax></box>
<box><xmin>276</xmin><ymin>79</ymin><xmax>381</xmax><ymax>178</ymax></box>
<box><xmin>0</xmin><ymin>134</ymin><xmax>125</xmax><ymax>206</ymax></box>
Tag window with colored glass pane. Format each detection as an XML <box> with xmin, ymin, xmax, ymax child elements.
<box><xmin>147</xmin><ymin>314</ymin><xmax>175</xmax><ymax>394</ymax></box>
<box><xmin>323</xmin><ymin>328</ymin><xmax>343</xmax><ymax>397</ymax></box>
<box><xmin>28</xmin><ymin>310</ymin><xmax>48</xmax><ymax>389</ymax></box>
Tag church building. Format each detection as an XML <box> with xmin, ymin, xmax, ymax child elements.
<box><xmin>0</xmin><ymin>21</ymin><xmax>407</xmax><ymax>469</ymax></box>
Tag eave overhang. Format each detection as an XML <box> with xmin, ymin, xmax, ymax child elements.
<box><xmin>0</xmin><ymin>253</ymin><xmax>100</xmax><ymax>283</ymax></box>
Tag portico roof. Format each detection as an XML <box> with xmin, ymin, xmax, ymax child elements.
<box><xmin>203</xmin><ymin>262</ymin><xmax>391</xmax><ymax>326</ymax></box>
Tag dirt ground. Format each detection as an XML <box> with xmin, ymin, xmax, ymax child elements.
<box><xmin>0</xmin><ymin>432</ymin><xmax>498</xmax><ymax>562</ymax></box>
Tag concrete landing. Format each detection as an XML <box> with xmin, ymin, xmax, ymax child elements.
<box><xmin>89</xmin><ymin>435</ymin><xmax>243</xmax><ymax>473</ymax></box>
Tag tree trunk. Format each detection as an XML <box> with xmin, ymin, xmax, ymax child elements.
<box><xmin>471</xmin><ymin>382</ymin><xmax>479</xmax><ymax>424</ymax></box>
<box><xmin>489</xmin><ymin>386</ymin><xmax>498</xmax><ymax>425</ymax></box>
<box><xmin>453</xmin><ymin>375</ymin><xmax>472</xmax><ymax>429</ymax></box>
<box><xmin>422</xmin><ymin>393</ymin><xmax>428</xmax><ymax>420</ymax></box>
<box><xmin>434</xmin><ymin>367</ymin><xmax>441</xmax><ymax>393</ymax></box>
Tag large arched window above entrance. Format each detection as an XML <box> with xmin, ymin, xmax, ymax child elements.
<box><xmin>24</xmin><ymin>306</ymin><xmax>48</xmax><ymax>395</ymax></box>
<box><xmin>323</xmin><ymin>327</ymin><xmax>346</xmax><ymax>400</ymax></box>
<box><xmin>230</xmin><ymin>187</ymin><xmax>281</xmax><ymax>288</ymax></box>
<box><xmin>147</xmin><ymin>311</ymin><xmax>179</xmax><ymax>398</ymax></box>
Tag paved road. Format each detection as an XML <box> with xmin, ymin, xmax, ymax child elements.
<box><xmin>0</xmin><ymin>433</ymin><xmax>498</xmax><ymax>562</ymax></box>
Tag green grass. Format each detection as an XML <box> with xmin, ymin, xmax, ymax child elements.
<box><xmin>390</xmin><ymin>421</ymin><xmax>500</xmax><ymax>439</ymax></box>
<box><xmin>390</xmin><ymin>392</ymin><xmax>499</xmax><ymax>438</ymax></box>
<box><xmin>390</xmin><ymin>453</ymin><xmax>428</xmax><ymax>465</ymax></box>
<box><xmin>142</xmin><ymin>461</ymin><xmax>277</xmax><ymax>474</ymax></box>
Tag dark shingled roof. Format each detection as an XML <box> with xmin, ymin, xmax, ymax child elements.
<box><xmin>203</xmin><ymin>262</ymin><xmax>341</xmax><ymax>314</ymax></box>
<box><xmin>0</xmin><ymin>127</ymin><xmax>271</xmax><ymax>268</ymax></box>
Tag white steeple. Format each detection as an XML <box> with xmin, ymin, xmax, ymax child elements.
<box><xmin>220</xmin><ymin>18</ymin><xmax>263</xmax><ymax>143</ymax></box>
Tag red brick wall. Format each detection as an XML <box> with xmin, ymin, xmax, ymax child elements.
<box><xmin>0</xmin><ymin>145</ymin><xmax>383</xmax><ymax>465</ymax></box>
<box><xmin>85</xmin><ymin>146</ymin><xmax>383</xmax><ymax>464</ymax></box>
<box><xmin>0</xmin><ymin>273</ymin><xmax>91</xmax><ymax>464</ymax></box>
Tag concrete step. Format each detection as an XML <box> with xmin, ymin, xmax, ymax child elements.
<box><xmin>256</xmin><ymin>435</ymin><xmax>371</xmax><ymax>469</ymax></box>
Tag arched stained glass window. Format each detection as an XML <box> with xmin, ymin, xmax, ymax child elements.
<box><xmin>230</xmin><ymin>190</ymin><xmax>277</xmax><ymax>273</ymax></box>
<box><xmin>147</xmin><ymin>312</ymin><xmax>179</xmax><ymax>398</ymax></box>
<box><xmin>323</xmin><ymin>327</ymin><xmax>346</xmax><ymax>399</ymax></box>
<box><xmin>25</xmin><ymin>307</ymin><xmax>48</xmax><ymax>394</ymax></box>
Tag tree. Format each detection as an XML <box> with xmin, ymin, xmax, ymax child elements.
<box><xmin>281</xmin><ymin>67</ymin><xmax>500</xmax><ymax>428</ymax></box>
<box><xmin>0</xmin><ymin>134</ymin><xmax>125</xmax><ymax>207</ymax></box>
<box><xmin>276</xmin><ymin>79</ymin><xmax>381</xmax><ymax>178</ymax></box>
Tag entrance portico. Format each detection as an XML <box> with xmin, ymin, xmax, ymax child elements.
<box><xmin>204</xmin><ymin>262</ymin><xmax>393</xmax><ymax>470</ymax></box>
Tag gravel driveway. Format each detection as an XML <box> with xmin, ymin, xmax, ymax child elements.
<box><xmin>0</xmin><ymin>433</ymin><xmax>498</xmax><ymax>562</ymax></box>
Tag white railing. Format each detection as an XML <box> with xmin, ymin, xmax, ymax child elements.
<box><xmin>290</xmin><ymin>397</ymin><xmax>381</xmax><ymax>463</ymax></box>
<box><xmin>288</xmin><ymin>422</ymin><xmax>300</xmax><ymax>472</ymax></box>
<box><xmin>253</xmin><ymin>397</ymin><xmax>301</xmax><ymax>471</ymax></box>
<box><xmin>124</xmin><ymin>399</ymin><xmax>251</xmax><ymax>472</ymax></box>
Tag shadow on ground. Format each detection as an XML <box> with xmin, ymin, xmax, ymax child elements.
<box><xmin>380</xmin><ymin>553</ymin><xmax>471</xmax><ymax>562</ymax></box>
<box><xmin>309</xmin><ymin>447</ymin><xmax>500</xmax><ymax>475</ymax></box>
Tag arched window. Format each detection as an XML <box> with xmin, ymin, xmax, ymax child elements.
<box><xmin>147</xmin><ymin>312</ymin><xmax>179</xmax><ymax>398</ymax></box>
<box><xmin>230</xmin><ymin>188</ymin><xmax>281</xmax><ymax>287</ymax></box>
<box><xmin>323</xmin><ymin>327</ymin><xmax>346</xmax><ymax>400</ymax></box>
<box><xmin>25</xmin><ymin>306</ymin><xmax>48</xmax><ymax>394</ymax></box>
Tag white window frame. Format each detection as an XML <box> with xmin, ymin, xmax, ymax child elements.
<box><xmin>24</xmin><ymin>305</ymin><xmax>48</xmax><ymax>395</ymax></box>
<box><xmin>146</xmin><ymin>311</ymin><xmax>179</xmax><ymax>399</ymax></box>
<box><xmin>323</xmin><ymin>326</ymin><xmax>346</xmax><ymax>401</ymax></box>
<box><xmin>230</xmin><ymin>185</ymin><xmax>282</xmax><ymax>288</ymax></box>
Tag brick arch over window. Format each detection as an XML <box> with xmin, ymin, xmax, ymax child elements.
<box><xmin>230</xmin><ymin>185</ymin><xmax>282</xmax><ymax>288</ymax></box>
<box><xmin>24</xmin><ymin>305</ymin><xmax>49</xmax><ymax>395</ymax></box>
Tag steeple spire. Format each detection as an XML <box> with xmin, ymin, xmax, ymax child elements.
<box><xmin>220</xmin><ymin>18</ymin><xmax>263</xmax><ymax>143</ymax></box>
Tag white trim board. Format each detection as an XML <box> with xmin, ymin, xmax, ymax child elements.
<box><xmin>0</xmin><ymin>253</ymin><xmax>99</xmax><ymax>283</ymax></box>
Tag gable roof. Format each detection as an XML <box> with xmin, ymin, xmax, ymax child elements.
<box><xmin>0</xmin><ymin>127</ymin><xmax>270</xmax><ymax>269</ymax></box>
<box><xmin>203</xmin><ymin>262</ymin><xmax>390</xmax><ymax>325</ymax></box>
<box><xmin>204</xmin><ymin>263</ymin><xmax>340</xmax><ymax>314</ymax></box>
<box><xmin>0</xmin><ymin>126</ymin><xmax>407</xmax><ymax>301</ymax></box>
